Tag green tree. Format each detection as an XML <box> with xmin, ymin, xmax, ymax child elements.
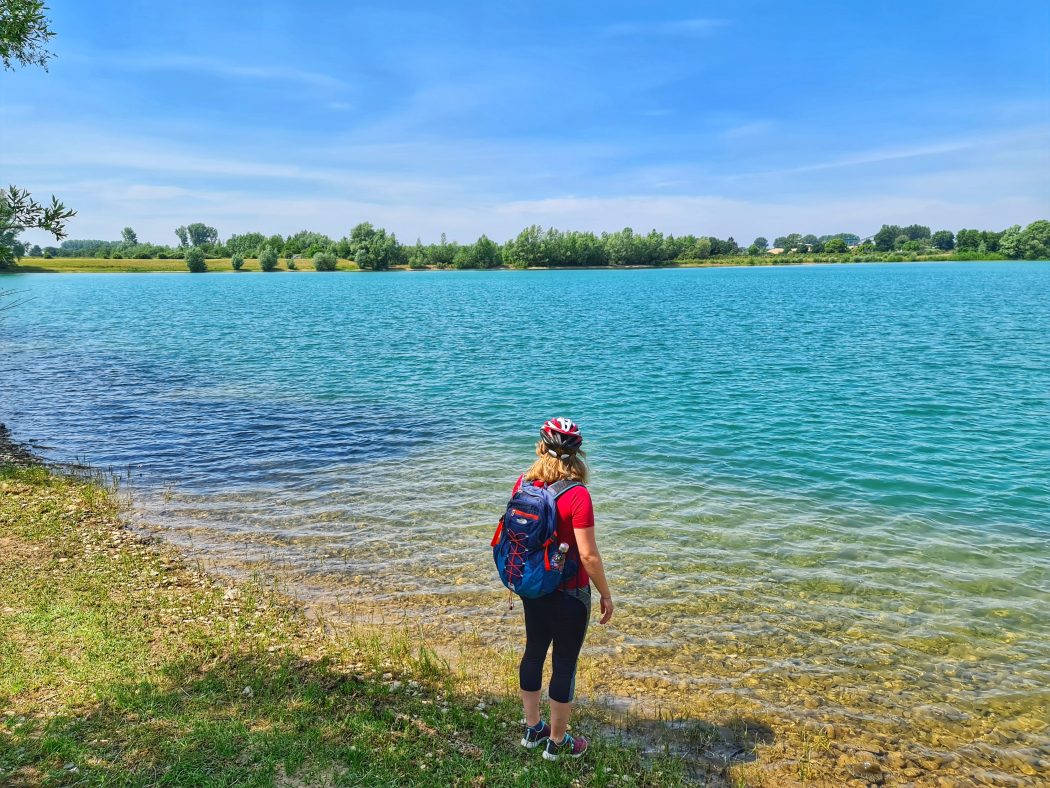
<box><xmin>707</xmin><ymin>236</ymin><xmax>738</xmax><ymax>256</ymax></box>
<box><xmin>564</xmin><ymin>230</ymin><xmax>608</xmax><ymax>265</ymax></box>
<box><xmin>824</xmin><ymin>237</ymin><xmax>848</xmax><ymax>253</ymax></box>
<box><xmin>931</xmin><ymin>230</ymin><xmax>954</xmax><ymax>251</ymax></box>
<box><xmin>504</xmin><ymin>225</ymin><xmax>545</xmax><ymax>268</ymax></box>
<box><xmin>1</xmin><ymin>0</ymin><xmax>54</xmax><ymax>70</ymax></box>
<box><xmin>981</xmin><ymin>230</ymin><xmax>1003</xmax><ymax>252</ymax></box>
<box><xmin>0</xmin><ymin>7</ymin><xmax>74</xmax><ymax>268</ymax></box>
<box><xmin>454</xmin><ymin>234</ymin><xmax>502</xmax><ymax>269</ymax></box>
<box><xmin>345</xmin><ymin>222</ymin><xmax>404</xmax><ymax>271</ymax></box>
<box><xmin>541</xmin><ymin>227</ymin><xmax>566</xmax><ymax>265</ymax></box>
<box><xmin>1019</xmin><ymin>220</ymin><xmax>1050</xmax><ymax>259</ymax></box>
<box><xmin>1</xmin><ymin>186</ymin><xmax>76</xmax><ymax>269</ymax></box>
<box><xmin>121</xmin><ymin>226</ymin><xmax>138</xmax><ymax>246</ymax></box>
<box><xmin>428</xmin><ymin>233</ymin><xmax>457</xmax><ymax>268</ymax></box>
<box><xmin>185</xmin><ymin>247</ymin><xmax>207</xmax><ymax>273</ymax></box>
<box><xmin>752</xmin><ymin>236</ymin><xmax>769</xmax><ymax>252</ymax></box>
<box><xmin>680</xmin><ymin>237</ymin><xmax>712</xmax><ymax>259</ymax></box>
<box><xmin>473</xmin><ymin>234</ymin><xmax>501</xmax><ymax>268</ymax></box>
<box><xmin>313</xmin><ymin>251</ymin><xmax>337</xmax><ymax>271</ymax></box>
<box><xmin>174</xmin><ymin>226</ymin><xmax>189</xmax><ymax>248</ymax></box>
<box><xmin>185</xmin><ymin>222</ymin><xmax>219</xmax><ymax>247</ymax></box>
<box><xmin>820</xmin><ymin>233</ymin><xmax>859</xmax><ymax>247</ymax></box>
<box><xmin>407</xmin><ymin>238</ymin><xmax>427</xmax><ymax>269</ymax></box>
<box><xmin>604</xmin><ymin>227</ymin><xmax>643</xmax><ymax>265</ymax></box>
<box><xmin>1001</xmin><ymin>220</ymin><xmax>1050</xmax><ymax>260</ymax></box>
<box><xmin>873</xmin><ymin>224</ymin><xmax>902</xmax><ymax>252</ymax></box>
<box><xmin>955</xmin><ymin>228</ymin><xmax>980</xmax><ymax>251</ymax></box>
<box><xmin>230</xmin><ymin>254</ymin><xmax>245</xmax><ymax>271</ymax></box>
<box><xmin>227</xmin><ymin>232</ymin><xmax>267</xmax><ymax>257</ymax></box>
<box><xmin>902</xmin><ymin>224</ymin><xmax>931</xmax><ymax>241</ymax></box>
<box><xmin>258</xmin><ymin>246</ymin><xmax>278</xmax><ymax>272</ymax></box>
<box><xmin>282</xmin><ymin>230</ymin><xmax>333</xmax><ymax>257</ymax></box>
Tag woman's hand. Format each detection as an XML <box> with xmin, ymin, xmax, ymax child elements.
<box><xmin>599</xmin><ymin>595</ymin><xmax>614</xmax><ymax>624</ymax></box>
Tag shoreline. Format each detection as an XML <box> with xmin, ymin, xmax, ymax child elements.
<box><xmin>3</xmin><ymin>256</ymin><xmax>1039</xmax><ymax>275</ymax></box>
<box><xmin>0</xmin><ymin>423</ymin><xmax>41</xmax><ymax>466</ymax></box>
<box><xmin>4</xmin><ymin>427</ymin><xmax>1045</xmax><ymax>786</ymax></box>
<box><xmin>0</xmin><ymin>453</ymin><xmax>694</xmax><ymax>787</ymax></box>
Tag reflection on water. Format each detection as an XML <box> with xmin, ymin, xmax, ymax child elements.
<box><xmin>3</xmin><ymin>263</ymin><xmax>1050</xmax><ymax>780</ymax></box>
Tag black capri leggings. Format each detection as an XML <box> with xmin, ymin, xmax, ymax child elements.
<box><xmin>519</xmin><ymin>588</ymin><xmax>591</xmax><ymax>703</ymax></box>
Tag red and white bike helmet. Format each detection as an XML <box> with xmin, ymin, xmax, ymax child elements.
<box><xmin>540</xmin><ymin>417</ymin><xmax>583</xmax><ymax>459</ymax></box>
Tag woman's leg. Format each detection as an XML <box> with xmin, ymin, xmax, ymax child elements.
<box><xmin>519</xmin><ymin>594</ymin><xmax>556</xmax><ymax>725</ymax></box>
<box><xmin>548</xmin><ymin>590</ymin><xmax>590</xmax><ymax>741</ymax></box>
<box><xmin>549</xmin><ymin>698</ymin><xmax>572</xmax><ymax>740</ymax></box>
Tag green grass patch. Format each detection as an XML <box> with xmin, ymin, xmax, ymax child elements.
<box><xmin>0</xmin><ymin>465</ymin><xmax>687</xmax><ymax>786</ymax></box>
<box><xmin>7</xmin><ymin>258</ymin><xmax>359</xmax><ymax>273</ymax></box>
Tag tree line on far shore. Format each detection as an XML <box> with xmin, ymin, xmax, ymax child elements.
<box><xmin>9</xmin><ymin>219</ymin><xmax>1050</xmax><ymax>272</ymax></box>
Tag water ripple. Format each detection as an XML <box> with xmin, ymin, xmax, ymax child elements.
<box><xmin>3</xmin><ymin>263</ymin><xmax>1050</xmax><ymax>772</ymax></box>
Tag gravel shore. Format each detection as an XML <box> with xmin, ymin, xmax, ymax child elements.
<box><xmin>0</xmin><ymin>423</ymin><xmax>41</xmax><ymax>466</ymax></box>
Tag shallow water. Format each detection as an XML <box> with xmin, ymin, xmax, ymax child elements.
<box><xmin>3</xmin><ymin>263</ymin><xmax>1049</xmax><ymax>777</ymax></box>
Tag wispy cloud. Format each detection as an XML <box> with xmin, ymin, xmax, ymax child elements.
<box><xmin>737</xmin><ymin>126</ymin><xmax>1050</xmax><ymax>179</ymax></box>
<box><xmin>106</xmin><ymin>54</ymin><xmax>348</xmax><ymax>91</ymax></box>
<box><xmin>773</xmin><ymin>141</ymin><xmax>977</xmax><ymax>175</ymax></box>
<box><xmin>720</xmin><ymin>121</ymin><xmax>774</xmax><ymax>140</ymax></box>
<box><xmin>602</xmin><ymin>17</ymin><xmax>729</xmax><ymax>37</ymax></box>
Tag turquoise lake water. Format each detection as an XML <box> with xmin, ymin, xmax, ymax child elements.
<box><xmin>2</xmin><ymin>263</ymin><xmax>1048</xmax><ymax>773</ymax></box>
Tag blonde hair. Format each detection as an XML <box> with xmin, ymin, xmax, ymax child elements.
<box><xmin>523</xmin><ymin>440</ymin><xmax>588</xmax><ymax>485</ymax></box>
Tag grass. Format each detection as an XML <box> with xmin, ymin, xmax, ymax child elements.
<box><xmin>6</xmin><ymin>258</ymin><xmax>359</xmax><ymax>273</ymax></box>
<box><xmin>0</xmin><ymin>464</ymin><xmax>688</xmax><ymax>786</ymax></box>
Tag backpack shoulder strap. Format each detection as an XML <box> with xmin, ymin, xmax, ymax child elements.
<box><xmin>548</xmin><ymin>479</ymin><xmax>582</xmax><ymax>499</ymax></box>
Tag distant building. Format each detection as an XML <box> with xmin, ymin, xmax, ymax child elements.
<box><xmin>768</xmin><ymin>247</ymin><xmax>785</xmax><ymax>255</ymax></box>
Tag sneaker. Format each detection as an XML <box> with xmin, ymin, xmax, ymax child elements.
<box><xmin>542</xmin><ymin>732</ymin><xmax>588</xmax><ymax>761</ymax></box>
<box><xmin>521</xmin><ymin>720</ymin><xmax>551</xmax><ymax>749</ymax></box>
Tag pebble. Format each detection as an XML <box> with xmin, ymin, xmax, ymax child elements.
<box><xmin>921</xmin><ymin>755</ymin><xmax>946</xmax><ymax>771</ymax></box>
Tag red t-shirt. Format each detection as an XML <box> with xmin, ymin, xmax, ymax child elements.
<box><xmin>512</xmin><ymin>475</ymin><xmax>594</xmax><ymax>590</ymax></box>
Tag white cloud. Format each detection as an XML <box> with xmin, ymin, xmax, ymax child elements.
<box><xmin>602</xmin><ymin>18</ymin><xmax>729</xmax><ymax>37</ymax></box>
<box><xmin>720</xmin><ymin>121</ymin><xmax>774</xmax><ymax>140</ymax></box>
<box><xmin>9</xmin><ymin>116</ymin><xmax>1047</xmax><ymax>248</ymax></box>
<box><xmin>102</xmin><ymin>54</ymin><xmax>349</xmax><ymax>91</ymax></box>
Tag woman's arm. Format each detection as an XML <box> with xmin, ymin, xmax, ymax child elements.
<box><xmin>575</xmin><ymin>527</ymin><xmax>614</xmax><ymax>624</ymax></box>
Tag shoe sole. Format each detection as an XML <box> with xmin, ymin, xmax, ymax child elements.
<box><xmin>542</xmin><ymin>747</ymin><xmax>587</xmax><ymax>761</ymax></box>
<box><xmin>521</xmin><ymin>736</ymin><xmax>549</xmax><ymax>749</ymax></box>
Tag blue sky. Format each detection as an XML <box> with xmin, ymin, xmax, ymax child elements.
<box><xmin>3</xmin><ymin>0</ymin><xmax>1049</xmax><ymax>245</ymax></box>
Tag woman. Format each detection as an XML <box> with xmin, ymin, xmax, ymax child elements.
<box><xmin>515</xmin><ymin>417</ymin><xmax>614</xmax><ymax>761</ymax></box>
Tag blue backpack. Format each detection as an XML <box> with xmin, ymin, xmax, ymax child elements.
<box><xmin>491</xmin><ymin>479</ymin><xmax>580</xmax><ymax>598</ymax></box>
